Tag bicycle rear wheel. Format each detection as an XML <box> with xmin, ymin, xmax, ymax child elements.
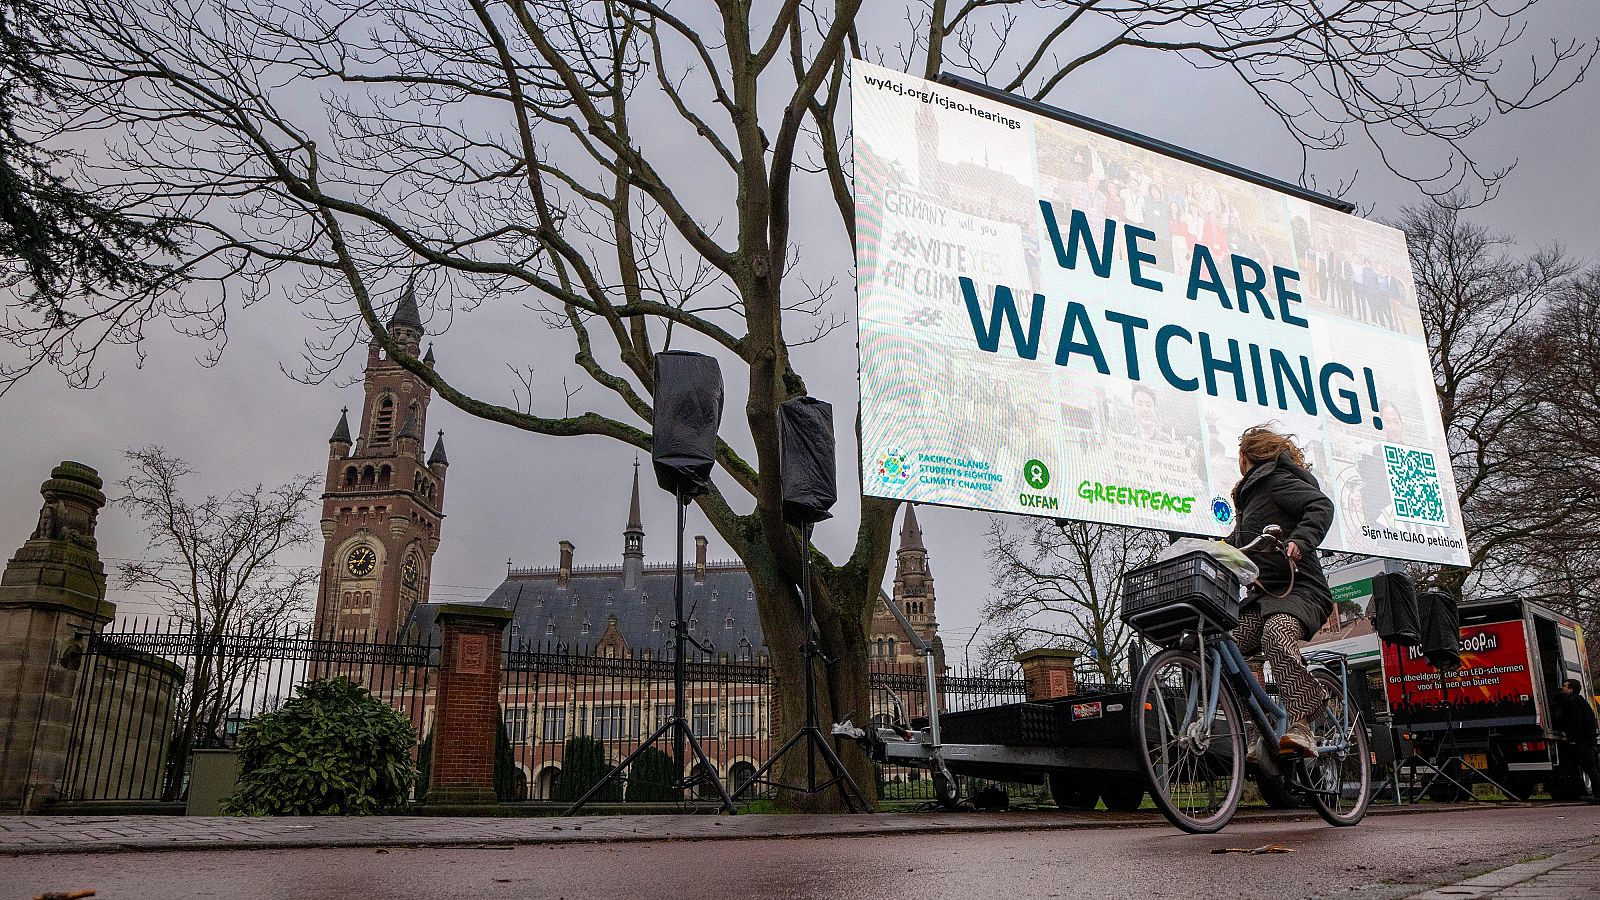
<box><xmin>1133</xmin><ymin>648</ymin><xmax>1246</xmax><ymax>833</ymax></box>
<box><xmin>1302</xmin><ymin>668</ymin><xmax>1372</xmax><ymax>826</ymax></box>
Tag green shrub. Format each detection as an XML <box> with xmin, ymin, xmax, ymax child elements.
<box><xmin>553</xmin><ymin>735</ymin><xmax>619</xmax><ymax>802</ymax></box>
<box><xmin>224</xmin><ymin>677</ymin><xmax>416</xmax><ymax>816</ymax></box>
<box><xmin>626</xmin><ymin>747</ymin><xmax>679</xmax><ymax>802</ymax></box>
<box><xmin>493</xmin><ymin>717</ymin><xmax>522</xmax><ymax>801</ymax></box>
<box><xmin>415</xmin><ymin>731</ymin><xmax>433</xmax><ymax>801</ymax></box>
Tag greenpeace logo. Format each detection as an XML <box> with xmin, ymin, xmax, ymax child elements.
<box><xmin>1077</xmin><ymin>480</ymin><xmax>1195</xmax><ymax>515</ymax></box>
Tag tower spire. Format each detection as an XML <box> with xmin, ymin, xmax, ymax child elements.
<box><xmin>329</xmin><ymin>407</ymin><xmax>352</xmax><ymax>447</ymax></box>
<box><xmin>623</xmin><ymin>456</ymin><xmax>645</xmax><ymax>589</ymax></box>
<box><xmin>899</xmin><ymin>502</ymin><xmax>926</xmax><ymax>552</ymax></box>
<box><xmin>627</xmin><ymin>456</ymin><xmax>643</xmax><ymax>532</ymax></box>
<box><xmin>388</xmin><ymin>279</ymin><xmax>424</xmax><ymax>335</ymax></box>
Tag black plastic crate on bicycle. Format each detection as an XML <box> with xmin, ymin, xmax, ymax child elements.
<box><xmin>1119</xmin><ymin>549</ymin><xmax>1244</xmax><ymax>646</ymax></box>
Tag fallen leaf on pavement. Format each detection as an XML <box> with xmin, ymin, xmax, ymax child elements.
<box><xmin>34</xmin><ymin>891</ymin><xmax>96</xmax><ymax>900</ymax></box>
<box><xmin>1211</xmin><ymin>844</ymin><xmax>1296</xmax><ymax>855</ymax></box>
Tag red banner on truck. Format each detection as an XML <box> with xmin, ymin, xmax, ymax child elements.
<box><xmin>1383</xmin><ymin>619</ymin><xmax>1538</xmax><ymax>726</ymax></box>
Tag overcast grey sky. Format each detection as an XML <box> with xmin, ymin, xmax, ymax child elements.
<box><xmin>3</xmin><ymin>2</ymin><xmax>1597</xmax><ymax>660</ymax></box>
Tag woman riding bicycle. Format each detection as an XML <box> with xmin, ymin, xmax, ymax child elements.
<box><xmin>1227</xmin><ymin>426</ymin><xmax>1335</xmax><ymax>758</ymax></box>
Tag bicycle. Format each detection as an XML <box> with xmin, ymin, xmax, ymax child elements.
<box><xmin>1122</xmin><ymin>526</ymin><xmax>1373</xmax><ymax>833</ymax></box>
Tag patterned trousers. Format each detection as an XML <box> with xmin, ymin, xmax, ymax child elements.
<box><xmin>1232</xmin><ymin>609</ymin><xmax>1326</xmax><ymax>724</ymax></box>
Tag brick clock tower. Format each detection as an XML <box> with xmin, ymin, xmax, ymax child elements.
<box><xmin>314</xmin><ymin>288</ymin><xmax>449</xmax><ymax>639</ymax></box>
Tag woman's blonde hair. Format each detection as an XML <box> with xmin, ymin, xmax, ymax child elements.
<box><xmin>1239</xmin><ymin>425</ymin><xmax>1308</xmax><ymax>469</ymax></box>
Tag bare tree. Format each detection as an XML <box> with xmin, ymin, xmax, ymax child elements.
<box><xmin>117</xmin><ymin>446</ymin><xmax>318</xmax><ymax>798</ymax></box>
<box><xmin>981</xmin><ymin>518</ymin><xmax>1162</xmax><ymax>682</ymax></box>
<box><xmin>1511</xmin><ymin>270</ymin><xmax>1600</xmax><ymax>657</ymax></box>
<box><xmin>1397</xmin><ymin>204</ymin><xmax>1589</xmax><ymax>597</ymax></box>
<box><xmin>7</xmin><ymin>0</ymin><xmax>1592</xmax><ymax>807</ymax></box>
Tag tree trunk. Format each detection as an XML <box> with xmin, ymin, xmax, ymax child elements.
<box><xmin>731</xmin><ymin>517</ymin><xmax>891</xmax><ymax>812</ymax></box>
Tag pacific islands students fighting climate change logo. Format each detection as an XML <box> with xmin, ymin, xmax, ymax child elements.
<box><xmin>877</xmin><ymin>449</ymin><xmax>912</xmax><ymax>484</ymax></box>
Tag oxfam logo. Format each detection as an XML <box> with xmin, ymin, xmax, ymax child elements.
<box><xmin>1023</xmin><ymin>459</ymin><xmax>1051</xmax><ymax>490</ymax></box>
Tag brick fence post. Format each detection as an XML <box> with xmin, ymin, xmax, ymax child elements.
<box><xmin>427</xmin><ymin>604</ymin><xmax>512</xmax><ymax>805</ymax></box>
<box><xmin>0</xmin><ymin>462</ymin><xmax>112</xmax><ymax>813</ymax></box>
<box><xmin>1016</xmin><ymin>647</ymin><xmax>1081</xmax><ymax>701</ymax></box>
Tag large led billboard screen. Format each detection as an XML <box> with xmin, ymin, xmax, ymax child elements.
<box><xmin>853</xmin><ymin>62</ymin><xmax>1469</xmax><ymax>565</ymax></box>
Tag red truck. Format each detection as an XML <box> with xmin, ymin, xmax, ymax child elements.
<box><xmin>1379</xmin><ymin>597</ymin><xmax>1594</xmax><ymax>800</ymax></box>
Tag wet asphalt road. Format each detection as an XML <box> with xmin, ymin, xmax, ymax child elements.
<box><xmin>6</xmin><ymin>805</ymin><xmax>1599</xmax><ymax>900</ymax></box>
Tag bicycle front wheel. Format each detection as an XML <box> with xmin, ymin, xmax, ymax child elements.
<box><xmin>1133</xmin><ymin>648</ymin><xmax>1246</xmax><ymax>833</ymax></box>
<box><xmin>1302</xmin><ymin>668</ymin><xmax>1372</xmax><ymax>826</ymax></box>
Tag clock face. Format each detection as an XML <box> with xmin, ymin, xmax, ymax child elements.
<box><xmin>346</xmin><ymin>545</ymin><xmax>377</xmax><ymax>578</ymax></box>
<box><xmin>401</xmin><ymin>551</ymin><xmax>420</xmax><ymax>589</ymax></box>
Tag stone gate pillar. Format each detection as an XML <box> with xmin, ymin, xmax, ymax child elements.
<box><xmin>1016</xmin><ymin>647</ymin><xmax>1081</xmax><ymax>701</ymax></box>
<box><xmin>0</xmin><ymin>462</ymin><xmax>112</xmax><ymax>813</ymax></box>
<box><xmin>426</xmin><ymin>604</ymin><xmax>512</xmax><ymax>805</ymax></box>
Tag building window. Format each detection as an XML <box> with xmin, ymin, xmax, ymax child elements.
<box><xmin>593</xmin><ymin>705</ymin><xmax>624</xmax><ymax>742</ymax></box>
<box><xmin>581</xmin><ymin>619</ymin><xmax>590</xmax><ymax>635</ymax></box>
<box><xmin>730</xmin><ymin>700</ymin><xmax>757</xmax><ymax>737</ymax></box>
<box><xmin>546</xmin><ymin>621</ymin><xmax>555</xmax><ymax>636</ymax></box>
<box><xmin>652</xmin><ymin>616</ymin><xmax>662</xmax><ymax>632</ymax></box>
<box><xmin>691</xmin><ymin>702</ymin><xmax>717</xmax><ymax>740</ymax></box>
<box><xmin>604</xmin><ymin>644</ymin><xmax>616</xmax><ymax>659</ymax></box>
<box><xmin>654</xmin><ymin>702</ymin><xmax>673</xmax><ymax>731</ymax></box>
<box><xmin>504</xmin><ymin>706</ymin><xmax>529</xmax><ymax>744</ymax></box>
<box><xmin>724</xmin><ymin>616</ymin><xmax>733</xmax><ymax>631</ymax></box>
<box><xmin>540</xmin><ymin>707</ymin><xmax>566</xmax><ymax>743</ymax></box>
<box><xmin>889</xmin><ymin>638</ymin><xmax>897</xmax><ymax>658</ymax></box>
<box><xmin>373</xmin><ymin>396</ymin><xmax>395</xmax><ymax>445</ymax></box>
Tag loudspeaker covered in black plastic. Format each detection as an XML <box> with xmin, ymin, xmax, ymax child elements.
<box><xmin>1417</xmin><ymin>589</ymin><xmax>1461</xmax><ymax>671</ymax></box>
<box><xmin>779</xmin><ymin>396</ymin><xmax>836</xmax><ymax>523</ymax></box>
<box><xmin>1372</xmin><ymin>572</ymin><xmax>1421</xmax><ymax>647</ymax></box>
<box><xmin>650</xmin><ymin>351</ymin><xmax>723</xmax><ymax>495</ymax></box>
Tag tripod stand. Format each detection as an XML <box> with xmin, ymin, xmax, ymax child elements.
<box><xmin>1413</xmin><ymin>663</ymin><xmax>1516</xmax><ymax>801</ymax></box>
<box><xmin>730</xmin><ymin>520</ymin><xmax>868</xmax><ymax>811</ymax></box>
<box><xmin>564</xmin><ymin>487</ymin><xmax>736</xmax><ymax>815</ymax></box>
<box><xmin>1391</xmin><ymin>650</ymin><xmax>1515</xmax><ymax>802</ymax></box>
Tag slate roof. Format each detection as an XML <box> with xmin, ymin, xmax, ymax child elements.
<box><xmin>411</xmin><ymin>562</ymin><xmax>766</xmax><ymax>660</ymax></box>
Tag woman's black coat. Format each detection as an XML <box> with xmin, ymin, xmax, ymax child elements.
<box><xmin>1226</xmin><ymin>451</ymin><xmax>1335</xmax><ymax>639</ymax></box>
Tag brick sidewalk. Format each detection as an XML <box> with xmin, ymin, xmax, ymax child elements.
<box><xmin>0</xmin><ymin>802</ymin><xmax>1502</xmax><ymax>856</ymax></box>
<box><xmin>1411</xmin><ymin>841</ymin><xmax>1600</xmax><ymax>899</ymax></box>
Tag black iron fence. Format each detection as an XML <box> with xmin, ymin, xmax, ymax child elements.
<box><xmin>58</xmin><ymin>618</ymin><xmax>437</xmax><ymax>804</ymax></box>
<box><xmin>56</xmin><ymin>618</ymin><xmax>1052</xmax><ymax>807</ymax></box>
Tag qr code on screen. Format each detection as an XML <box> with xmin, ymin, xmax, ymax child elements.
<box><xmin>1384</xmin><ymin>444</ymin><xmax>1447</xmax><ymax>525</ymax></box>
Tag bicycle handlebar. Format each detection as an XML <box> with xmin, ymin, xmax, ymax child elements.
<box><xmin>1240</xmin><ymin>524</ymin><xmax>1285</xmax><ymax>553</ymax></box>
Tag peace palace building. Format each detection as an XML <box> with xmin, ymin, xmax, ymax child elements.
<box><xmin>313</xmin><ymin>303</ymin><xmax>944</xmax><ymax>797</ymax></box>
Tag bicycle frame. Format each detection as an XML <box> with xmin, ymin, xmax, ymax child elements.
<box><xmin>1191</xmin><ymin>624</ymin><xmax>1358</xmax><ymax>759</ymax></box>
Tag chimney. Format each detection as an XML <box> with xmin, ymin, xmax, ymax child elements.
<box><xmin>558</xmin><ymin>540</ymin><xmax>575</xmax><ymax>588</ymax></box>
<box><xmin>694</xmin><ymin>536</ymin><xmax>708</xmax><ymax>583</ymax></box>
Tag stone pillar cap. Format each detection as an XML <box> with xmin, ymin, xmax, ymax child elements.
<box><xmin>1014</xmin><ymin>646</ymin><xmax>1082</xmax><ymax>664</ymax></box>
<box><xmin>433</xmin><ymin>603</ymin><xmax>514</xmax><ymax>625</ymax></box>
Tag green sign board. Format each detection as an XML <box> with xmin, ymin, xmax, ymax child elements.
<box><xmin>1331</xmin><ymin>577</ymin><xmax>1374</xmax><ymax>607</ymax></box>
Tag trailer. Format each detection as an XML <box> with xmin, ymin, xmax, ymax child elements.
<box><xmin>1379</xmin><ymin>596</ymin><xmax>1596</xmax><ymax>800</ymax></box>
